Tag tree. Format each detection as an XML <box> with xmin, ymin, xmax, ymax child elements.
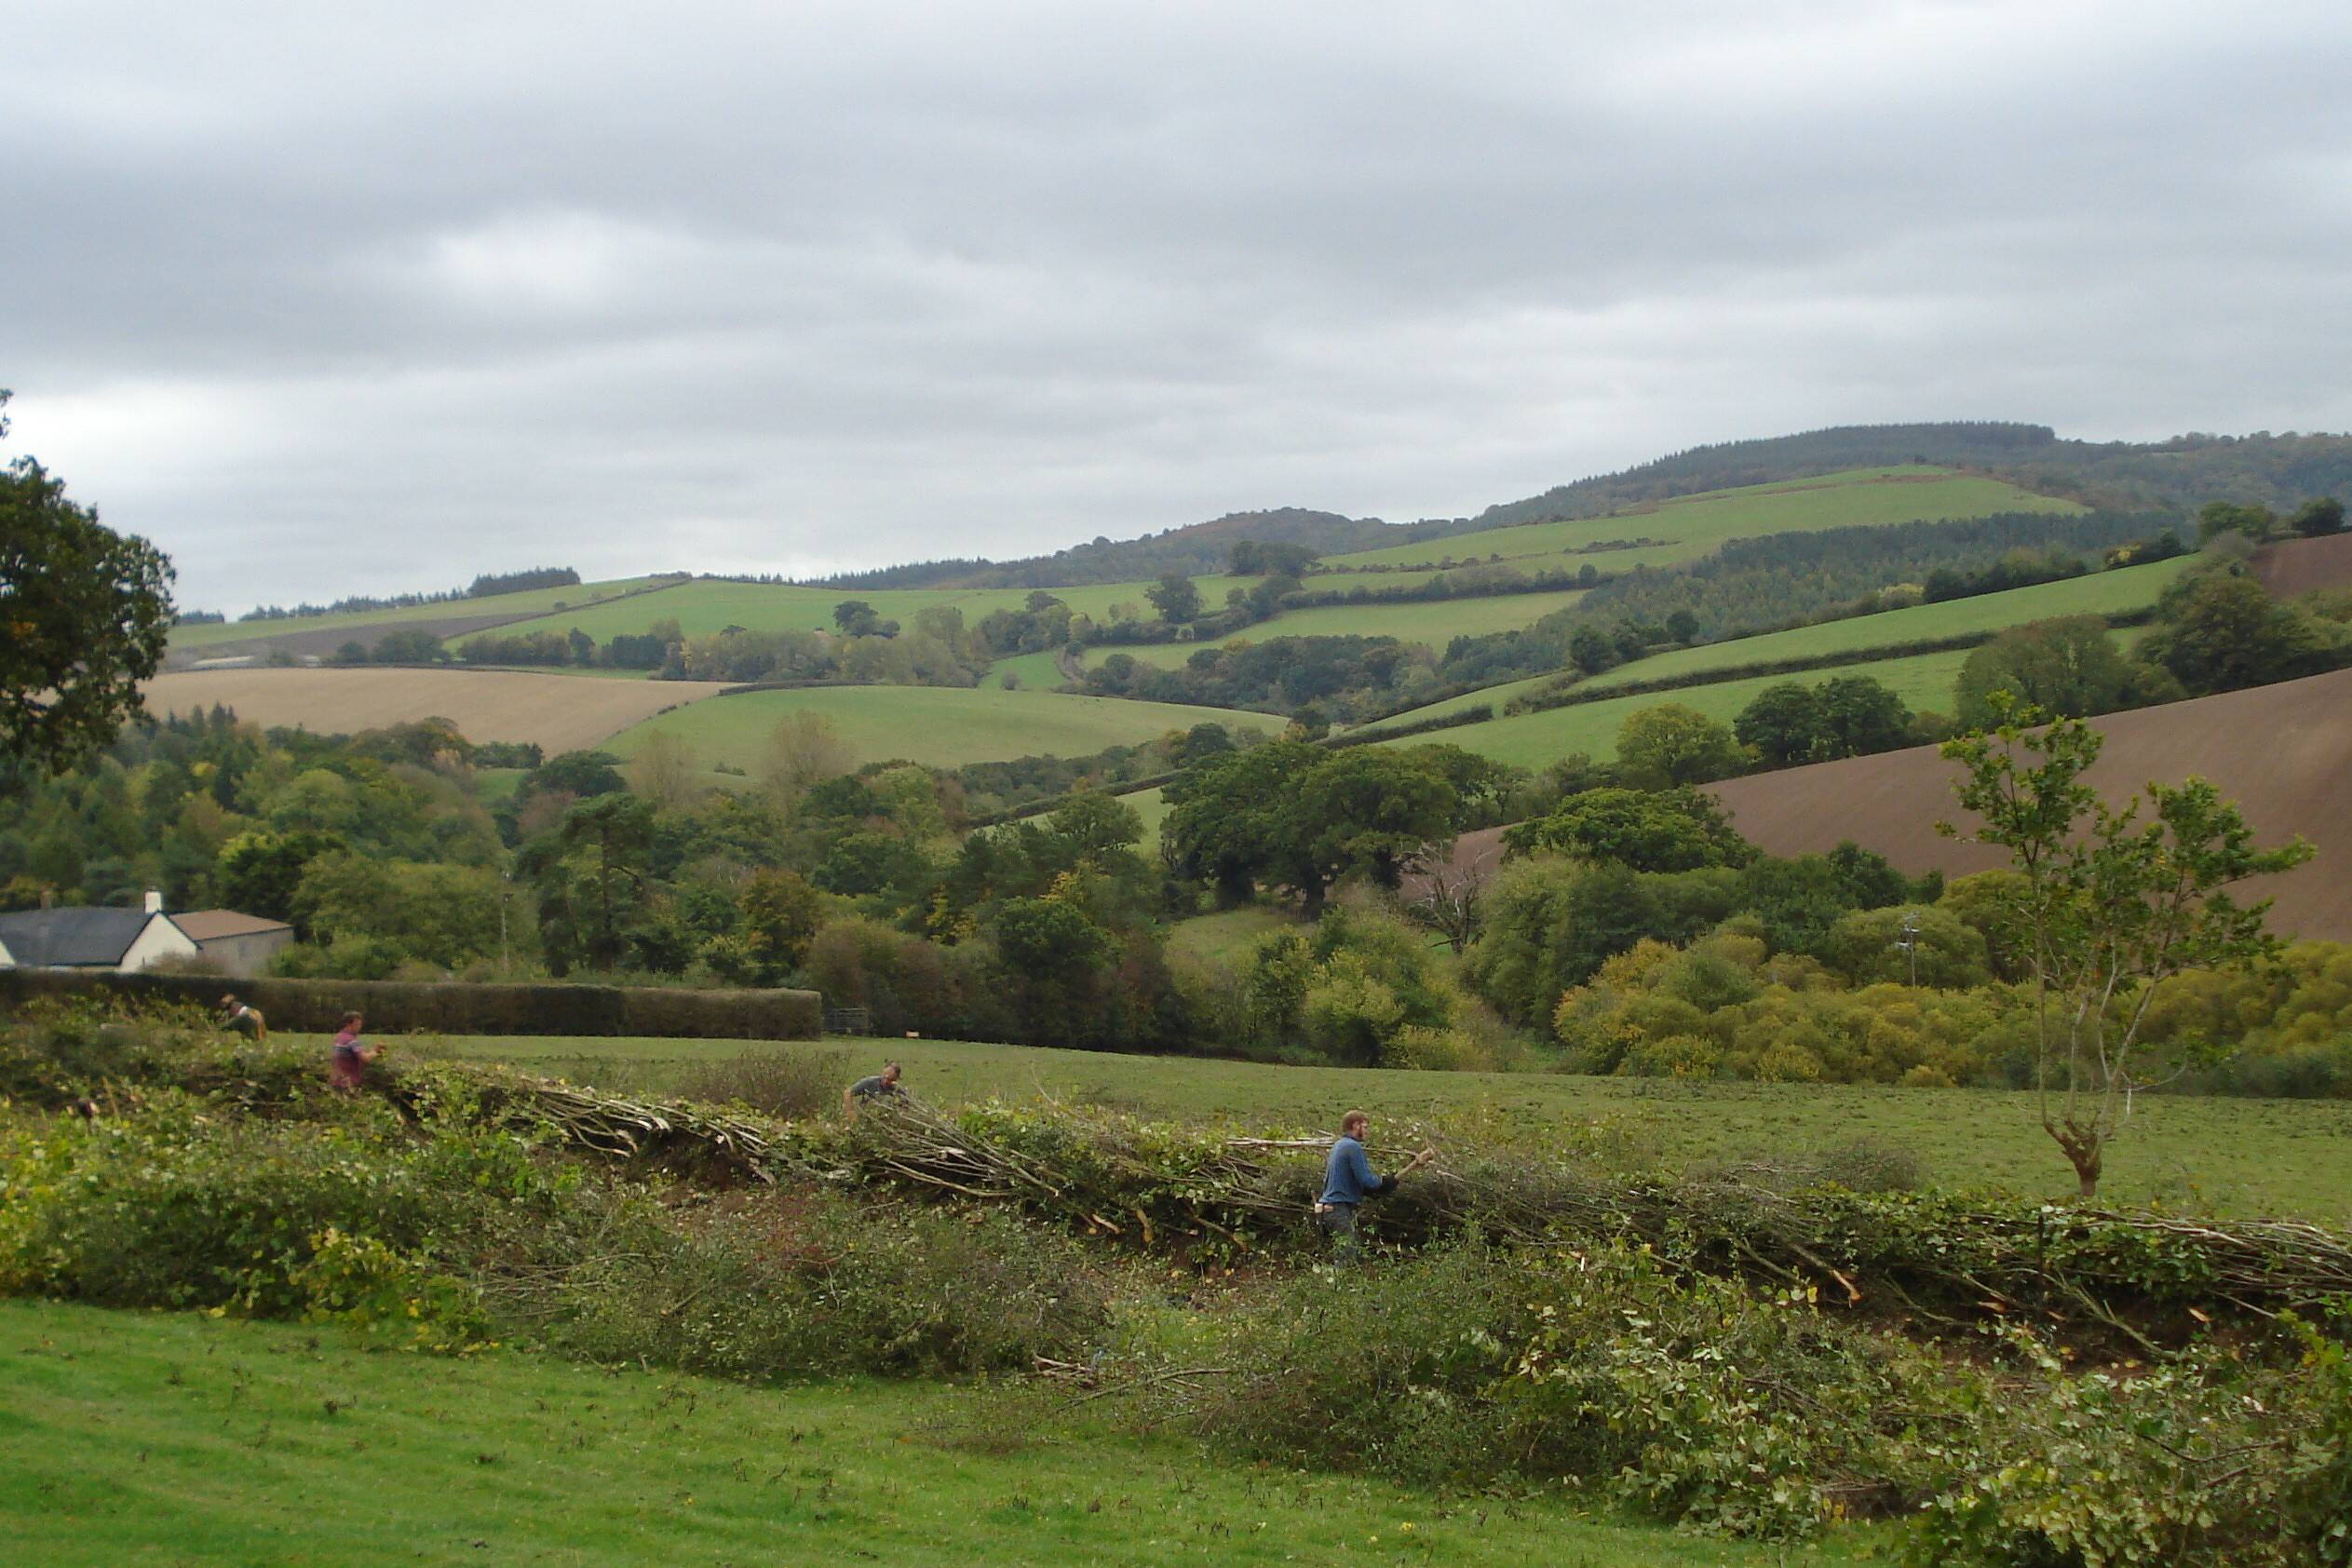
<box><xmin>1144</xmin><ymin>573</ymin><xmax>1202</xmax><ymax>624</ymax></box>
<box><xmin>760</xmin><ymin>711</ymin><xmax>855</xmax><ymax>804</ymax></box>
<box><xmin>1735</xmin><ymin>683</ymin><xmax>1826</xmax><ymax>766</ymax></box>
<box><xmin>1507</xmin><ymin>786</ymin><xmax>1754</xmax><ymax>872</ymax></box>
<box><xmin>1164</xmin><ymin>740</ymin><xmax>1325</xmax><ymax>903</ymax></box>
<box><xmin>1939</xmin><ymin>698</ymin><xmax>2312</xmax><ymax>1197</ymax></box>
<box><xmin>1664</xmin><ymin>609</ymin><xmax>1700</xmax><ymax>644</ymax></box>
<box><xmin>2140</xmin><ymin>573</ymin><xmax>2338</xmax><ymax>695</ymax></box>
<box><xmin>626</xmin><ymin>730</ymin><xmax>703</xmax><ymax>808</ymax></box>
<box><xmin>540</xmin><ymin>793</ymin><xmax>656</xmax><ymax>970</ymax></box>
<box><xmin>1278</xmin><ymin>749</ymin><xmax>1458</xmax><ymax>911</ymax></box>
<box><xmin>737</xmin><ymin>868</ymin><xmax>823</xmax><ymax>980</ymax></box>
<box><xmin>1816</xmin><ymin>675</ymin><xmax>1913</xmax><ymax>757</ymax></box>
<box><xmin>1045</xmin><ymin>789</ymin><xmax>1142</xmax><ymax>863</ymax></box>
<box><xmin>2196</xmin><ymin>500</ymin><xmax>2276</xmax><ymax>544</ymax></box>
<box><xmin>2291</xmin><ymin>496</ymin><xmax>2346</xmax><ymax>537</ymax></box>
<box><xmin>1615</xmin><ymin>703</ymin><xmax>1746</xmax><ymax>788</ymax></box>
<box><xmin>0</xmin><ymin>390</ymin><xmax>175</xmax><ymax>781</ymax></box>
<box><xmin>371</xmin><ymin>628</ymin><xmax>447</xmax><ymax>664</ymax></box>
<box><xmin>1567</xmin><ymin>625</ymin><xmax>1618</xmax><ymax>675</ymax></box>
<box><xmin>1953</xmin><ymin>616</ymin><xmax>2141</xmax><ymax>727</ymax></box>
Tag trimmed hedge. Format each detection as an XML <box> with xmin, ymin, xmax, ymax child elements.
<box><xmin>0</xmin><ymin>969</ymin><xmax>821</xmax><ymax>1040</ymax></box>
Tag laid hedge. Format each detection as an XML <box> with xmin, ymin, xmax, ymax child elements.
<box><xmin>0</xmin><ymin>969</ymin><xmax>821</xmax><ymax>1040</ymax></box>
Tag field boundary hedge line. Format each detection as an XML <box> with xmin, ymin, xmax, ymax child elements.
<box><xmin>1506</xmin><ymin>605</ymin><xmax>2159</xmax><ymax>717</ymax></box>
<box><xmin>0</xmin><ymin>970</ymin><xmax>821</xmax><ymax>1039</ymax></box>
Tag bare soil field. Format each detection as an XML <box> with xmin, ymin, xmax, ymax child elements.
<box><xmin>1707</xmin><ymin>667</ymin><xmax>2352</xmax><ymax>940</ymax></box>
<box><xmin>142</xmin><ymin>668</ymin><xmax>730</xmax><ymax>753</ymax></box>
<box><xmin>1412</xmin><ymin>669</ymin><xmax>2352</xmax><ymax>940</ymax></box>
<box><xmin>2253</xmin><ymin>533</ymin><xmax>2352</xmax><ymax>599</ymax></box>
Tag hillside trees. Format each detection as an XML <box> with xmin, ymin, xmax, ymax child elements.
<box><xmin>1953</xmin><ymin>616</ymin><xmax>2145</xmax><ymax>727</ymax></box>
<box><xmin>1614</xmin><ymin>703</ymin><xmax>1745</xmax><ymax>788</ymax></box>
<box><xmin>1145</xmin><ymin>573</ymin><xmax>1202</xmax><ymax>624</ymax></box>
<box><xmin>1736</xmin><ymin>676</ymin><xmax>1914</xmax><ymax>765</ymax></box>
<box><xmin>0</xmin><ymin>388</ymin><xmax>176</xmax><ymax>782</ymax></box>
<box><xmin>1164</xmin><ymin>742</ymin><xmax>1469</xmax><ymax>911</ymax></box>
<box><xmin>2291</xmin><ymin>495</ymin><xmax>2345</xmax><ymax>536</ymax></box>
<box><xmin>1507</xmin><ymin>787</ymin><xmax>1753</xmax><ymax>873</ymax></box>
<box><xmin>2138</xmin><ymin>571</ymin><xmax>2345</xmax><ymax>695</ymax></box>
<box><xmin>1940</xmin><ymin>699</ymin><xmax>2313</xmax><ymax>1197</ymax></box>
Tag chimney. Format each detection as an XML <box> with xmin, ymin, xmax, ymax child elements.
<box><xmin>144</xmin><ymin>888</ymin><xmax>164</xmax><ymax>915</ymax></box>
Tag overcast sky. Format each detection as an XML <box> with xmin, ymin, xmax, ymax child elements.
<box><xmin>7</xmin><ymin>1</ymin><xmax>2350</xmax><ymax>614</ymax></box>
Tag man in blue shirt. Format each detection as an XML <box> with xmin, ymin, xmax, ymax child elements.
<box><xmin>1316</xmin><ymin>1110</ymin><xmax>1434</xmax><ymax>1262</ymax></box>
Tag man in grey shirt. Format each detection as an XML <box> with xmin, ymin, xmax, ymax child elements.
<box><xmin>1315</xmin><ymin>1110</ymin><xmax>1434</xmax><ymax>1263</ymax></box>
<box><xmin>843</xmin><ymin>1061</ymin><xmax>905</xmax><ymax>1118</ymax></box>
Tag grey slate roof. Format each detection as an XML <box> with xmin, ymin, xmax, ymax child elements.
<box><xmin>0</xmin><ymin>907</ymin><xmax>158</xmax><ymax>967</ymax></box>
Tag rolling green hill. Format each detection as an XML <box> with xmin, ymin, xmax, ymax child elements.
<box><xmin>1373</xmin><ymin>647</ymin><xmax>1980</xmax><ymax>769</ymax></box>
<box><xmin>1352</xmin><ymin>555</ymin><xmax>2189</xmax><ymax>738</ymax></box>
<box><xmin>606</xmin><ymin>684</ymin><xmax>1282</xmax><ymax>773</ymax></box>
<box><xmin>1319</xmin><ymin>466</ymin><xmax>2082</xmax><ymax>574</ymax></box>
<box><xmin>1079</xmin><ymin>588</ymin><xmax>1592</xmax><ymax>670</ymax></box>
<box><xmin>488</xmin><ymin>576</ymin><xmax>1257</xmax><ymax>643</ymax></box>
<box><xmin>169</xmin><ymin>574</ymin><xmax>681</xmax><ymax>653</ymax></box>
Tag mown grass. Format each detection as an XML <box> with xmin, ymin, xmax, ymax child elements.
<box><xmin>379</xmin><ymin>1032</ymin><xmax>2352</xmax><ymax>1219</ymax></box>
<box><xmin>604</xmin><ymin>685</ymin><xmax>1283</xmax><ymax>773</ymax></box>
<box><xmin>166</xmin><ymin>575</ymin><xmax>680</xmax><ymax>652</ymax></box>
<box><xmin>0</xmin><ymin>1299</ymin><xmax>1870</xmax><ymax>1568</ymax></box>
<box><xmin>1321</xmin><ymin>466</ymin><xmax>2082</xmax><ymax>574</ymax></box>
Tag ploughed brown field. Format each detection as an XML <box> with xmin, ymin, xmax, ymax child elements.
<box><xmin>2252</xmin><ymin>533</ymin><xmax>2352</xmax><ymax>599</ymax></box>
<box><xmin>1708</xmin><ymin>667</ymin><xmax>2352</xmax><ymax>940</ymax></box>
<box><xmin>1417</xmin><ymin>668</ymin><xmax>2352</xmax><ymax>941</ymax></box>
<box><xmin>142</xmin><ymin>668</ymin><xmax>730</xmax><ymax>754</ymax></box>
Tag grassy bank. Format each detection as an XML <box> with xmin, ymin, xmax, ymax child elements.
<box><xmin>0</xmin><ymin>1298</ymin><xmax>1865</xmax><ymax>1568</ymax></box>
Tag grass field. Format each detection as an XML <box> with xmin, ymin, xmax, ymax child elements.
<box><xmin>605</xmin><ymin>685</ymin><xmax>1283</xmax><ymax>773</ymax></box>
<box><xmin>169</xmin><ymin>575</ymin><xmax>680</xmax><ymax>653</ymax></box>
<box><xmin>486</xmin><ymin>576</ymin><xmax>1261</xmax><ymax>644</ymax></box>
<box><xmin>1</xmin><ymin>1299</ymin><xmax>1856</xmax><ymax>1568</ymax></box>
<box><xmin>380</xmin><ymin>1032</ymin><xmax>2352</xmax><ymax>1218</ymax></box>
<box><xmin>1576</xmin><ymin>557</ymin><xmax>2189</xmax><ymax>693</ymax></box>
<box><xmin>1320</xmin><ymin>466</ymin><xmax>2083</xmax><ymax>574</ymax></box>
<box><xmin>1163</xmin><ymin>906</ymin><xmax>1296</xmax><ymax>966</ymax></box>
<box><xmin>981</xmin><ymin>650</ymin><xmax>1071</xmax><ymax>691</ymax></box>
<box><xmin>1372</xmin><ymin>647</ymin><xmax>1980</xmax><ymax>769</ymax></box>
<box><xmin>1079</xmin><ymin>589</ymin><xmax>1591</xmax><ymax>670</ymax></box>
<box><xmin>142</xmin><ymin>667</ymin><xmax>732</xmax><ymax>753</ymax></box>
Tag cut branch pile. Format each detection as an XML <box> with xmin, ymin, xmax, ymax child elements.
<box><xmin>461</xmin><ymin>1071</ymin><xmax>2352</xmax><ymax>1329</ymax></box>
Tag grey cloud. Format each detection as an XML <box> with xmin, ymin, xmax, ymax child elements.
<box><xmin>5</xmin><ymin>0</ymin><xmax>2350</xmax><ymax>610</ymax></box>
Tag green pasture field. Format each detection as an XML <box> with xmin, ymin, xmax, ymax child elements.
<box><xmin>169</xmin><ymin>575</ymin><xmax>680</xmax><ymax>652</ymax></box>
<box><xmin>0</xmin><ymin>1300</ymin><xmax>1852</xmax><ymax>1568</ymax></box>
<box><xmin>981</xmin><ymin>650</ymin><xmax>1071</xmax><ymax>690</ymax></box>
<box><xmin>484</xmin><ymin>576</ymin><xmax>1260</xmax><ymax>644</ymax></box>
<box><xmin>1320</xmin><ymin>467</ymin><xmax>2083</xmax><ymax>574</ymax></box>
<box><xmin>1120</xmin><ymin>784</ymin><xmax>1171</xmax><ymax>845</ymax></box>
<box><xmin>605</xmin><ymin>685</ymin><xmax>1283</xmax><ymax>773</ymax></box>
<box><xmin>1078</xmin><ymin>588</ymin><xmax>1590</xmax><ymax>670</ymax></box>
<box><xmin>1163</xmin><ymin>905</ymin><xmax>1297</xmax><ymax>966</ymax></box>
<box><xmin>1371</xmin><ymin>647</ymin><xmax>1981</xmax><ymax>769</ymax></box>
<box><xmin>385</xmin><ymin>1033</ymin><xmax>2352</xmax><ymax>1219</ymax></box>
<box><xmin>1576</xmin><ymin>557</ymin><xmax>2190</xmax><ymax>694</ymax></box>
